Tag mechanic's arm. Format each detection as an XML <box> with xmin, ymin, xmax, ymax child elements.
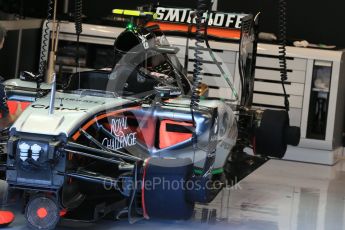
<box><xmin>0</xmin><ymin>81</ymin><xmax>8</xmax><ymax>118</ymax></box>
<box><xmin>0</xmin><ymin>25</ymin><xmax>9</xmax><ymax>118</ymax></box>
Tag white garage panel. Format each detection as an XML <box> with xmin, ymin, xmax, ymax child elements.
<box><xmin>174</xmin><ymin>45</ymin><xmax>237</xmax><ymax>64</ymax></box>
<box><xmin>256</xmin><ymin>56</ymin><xmax>307</xmax><ymax>71</ymax></box>
<box><xmin>187</xmin><ymin>63</ymin><xmax>235</xmax><ymax>78</ymax></box>
<box><xmin>253</xmin><ymin>93</ymin><xmax>303</xmax><ymax>108</ymax></box>
<box><xmin>254</xmin><ymin>81</ymin><xmax>305</xmax><ymax>96</ymax></box>
<box><xmin>187</xmin><ymin>49</ymin><xmax>237</xmax><ymax>64</ymax></box>
<box><xmin>200</xmin><ymin>76</ymin><xmax>234</xmax><ymax>88</ymax></box>
<box><xmin>255</xmin><ymin>68</ymin><xmax>306</xmax><ymax>84</ymax></box>
<box><xmin>208</xmin><ymin>87</ymin><xmax>236</xmax><ymax>100</ymax></box>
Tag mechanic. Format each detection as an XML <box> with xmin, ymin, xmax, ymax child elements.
<box><xmin>0</xmin><ymin>24</ymin><xmax>9</xmax><ymax>118</ymax></box>
<box><xmin>0</xmin><ymin>24</ymin><xmax>15</xmax><ymax>226</ymax></box>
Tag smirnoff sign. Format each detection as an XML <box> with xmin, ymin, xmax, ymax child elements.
<box><xmin>155</xmin><ymin>7</ymin><xmax>247</xmax><ymax>29</ymax></box>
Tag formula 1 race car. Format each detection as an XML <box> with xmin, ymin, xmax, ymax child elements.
<box><xmin>0</xmin><ymin>4</ymin><xmax>299</xmax><ymax>230</ymax></box>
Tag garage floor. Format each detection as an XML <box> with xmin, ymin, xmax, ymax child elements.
<box><xmin>2</xmin><ymin>159</ymin><xmax>345</xmax><ymax>230</ymax></box>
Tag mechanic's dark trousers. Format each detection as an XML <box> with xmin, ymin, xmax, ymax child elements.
<box><xmin>0</xmin><ymin>83</ymin><xmax>8</xmax><ymax>118</ymax></box>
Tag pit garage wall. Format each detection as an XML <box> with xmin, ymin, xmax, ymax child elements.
<box><xmin>221</xmin><ymin>0</ymin><xmax>345</xmax><ymax>48</ymax></box>
<box><xmin>3</xmin><ymin>0</ymin><xmax>344</xmax><ymax>47</ymax></box>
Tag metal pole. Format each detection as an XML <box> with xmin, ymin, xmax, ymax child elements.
<box><xmin>14</xmin><ymin>29</ymin><xmax>22</xmax><ymax>78</ymax></box>
<box><xmin>48</xmin><ymin>73</ymin><xmax>56</xmax><ymax>115</ymax></box>
<box><xmin>212</xmin><ymin>0</ymin><xmax>218</xmax><ymax>11</ymax></box>
<box><xmin>63</xmin><ymin>0</ymin><xmax>69</xmax><ymax>14</ymax></box>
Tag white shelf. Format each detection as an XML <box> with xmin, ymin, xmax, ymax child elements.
<box><xmin>0</xmin><ymin>19</ymin><xmax>43</xmax><ymax>31</ymax></box>
<box><xmin>312</xmin><ymin>88</ymin><xmax>330</xmax><ymax>93</ymax></box>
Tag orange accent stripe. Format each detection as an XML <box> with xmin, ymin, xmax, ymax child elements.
<box><xmin>72</xmin><ymin>106</ymin><xmax>140</xmax><ymax>141</ymax></box>
<box><xmin>146</xmin><ymin>21</ymin><xmax>241</xmax><ymax>40</ymax></box>
<box><xmin>7</xmin><ymin>100</ymin><xmax>31</xmax><ymax>115</ymax></box>
<box><xmin>141</xmin><ymin>157</ymin><xmax>151</xmax><ymax>219</ymax></box>
<box><xmin>7</xmin><ymin>101</ymin><xmax>18</xmax><ymax>115</ymax></box>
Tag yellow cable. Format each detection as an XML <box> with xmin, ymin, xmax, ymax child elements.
<box><xmin>112</xmin><ymin>9</ymin><xmax>157</xmax><ymax>19</ymax></box>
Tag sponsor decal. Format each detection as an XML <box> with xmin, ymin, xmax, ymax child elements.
<box><xmin>102</xmin><ymin>117</ymin><xmax>137</xmax><ymax>150</ymax></box>
<box><xmin>31</xmin><ymin>104</ymin><xmax>87</xmax><ymax>111</ymax></box>
<box><xmin>56</xmin><ymin>97</ymin><xmax>105</xmax><ymax>105</ymax></box>
<box><xmin>155</xmin><ymin>7</ymin><xmax>246</xmax><ymax>29</ymax></box>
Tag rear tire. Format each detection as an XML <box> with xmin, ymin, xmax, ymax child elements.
<box><xmin>255</xmin><ymin>110</ymin><xmax>288</xmax><ymax>158</ymax></box>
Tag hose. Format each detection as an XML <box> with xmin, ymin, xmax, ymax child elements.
<box><xmin>38</xmin><ymin>0</ymin><xmax>54</xmax><ymax>77</ymax></box>
<box><xmin>190</xmin><ymin>0</ymin><xmax>238</xmax><ymax>109</ymax></box>
<box><xmin>75</xmin><ymin>0</ymin><xmax>83</xmax><ymax>38</ymax></box>
<box><xmin>74</xmin><ymin>0</ymin><xmax>83</xmax><ymax>85</ymax></box>
<box><xmin>278</xmin><ymin>0</ymin><xmax>289</xmax><ymax>111</ymax></box>
<box><xmin>190</xmin><ymin>0</ymin><xmax>210</xmax><ymax>175</ymax></box>
<box><xmin>190</xmin><ymin>0</ymin><xmax>208</xmax><ymax>112</ymax></box>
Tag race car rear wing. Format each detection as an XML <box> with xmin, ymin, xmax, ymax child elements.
<box><xmin>151</xmin><ymin>7</ymin><xmax>249</xmax><ymax>41</ymax></box>
<box><xmin>112</xmin><ymin>7</ymin><xmax>250</xmax><ymax>41</ymax></box>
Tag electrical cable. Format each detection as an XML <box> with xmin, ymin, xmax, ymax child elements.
<box><xmin>189</xmin><ymin>0</ymin><xmax>209</xmax><ymax>167</ymax></box>
<box><xmin>75</xmin><ymin>0</ymin><xmax>83</xmax><ymax>88</ymax></box>
<box><xmin>190</xmin><ymin>0</ymin><xmax>208</xmax><ymax>114</ymax></box>
<box><xmin>190</xmin><ymin>0</ymin><xmax>238</xmax><ymax>129</ymax></box>
<box><xmin>189</xmin><ymin>0</ymin><xmax>238</xmax><ymax>110</ymax></box>
<box><xmin>38</xmin><ymin>0</ymin><xmax>54</xmax><ymax>77</ymax></box>
<box><xmin>74</xmin><ymin>0</ymin><xmax>83</xmax><ymax>45</ymax></box>
<box><xmin>278</xmin><ymin>0</ymin><xmax>289</xmax><ymax>111</ymax></box>
<box><xmin>184</xmin><ymin>23</ymin><xmax>192</xmax><ymax>74</ymax></box>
